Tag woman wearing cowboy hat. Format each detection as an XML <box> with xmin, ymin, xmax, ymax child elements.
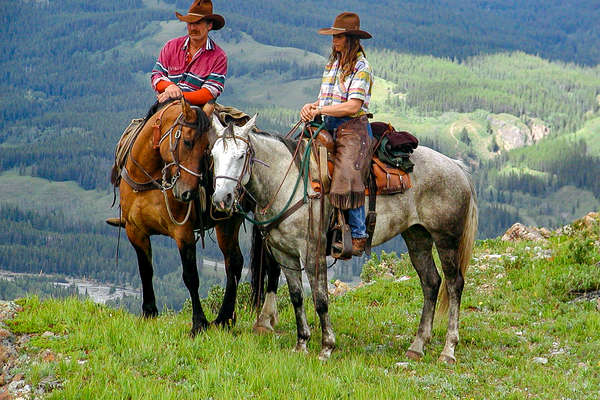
<box><xmin>301</xmin><ymin>12</ymin><xmax>374</xmax><ymax>256</ymax></box>
<box><xmin>151</xmin><ymin>0</ymin><xmax>227</xmax><ymax>116</ymax></box>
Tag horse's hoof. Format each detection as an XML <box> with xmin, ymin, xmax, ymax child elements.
<box><xmin>438</xmin><ymin>353</ymin><xmax>456</xmax><ymax>365</ymax></box>
<box><xmin>293</xmin><ymin>340</ymin><xmax>308</xmax><ymax>354</ymax></box>
<box><xmin>318</xmin><ymin>347</ymin><xmax>333</xmax><ymax>361</ymax></box>
<box><xmin>212</xmin><ymin>318</ymin><xmax>234</xmax><ymax>330</ymax></box>
<box><xmin>252</xmin><ymin>322</ymin><xmax>274</xmax><ymax>335</ymax></box>
<box><xmin>190</xmin><ymin>322</ymin><xmax>209</xmax><ymax>337</ymax></box>
<box><xmin>142</xmin><ymin>307</ymin><xmax>158</xmax><ymax>319</ymax></box>
<box><xmin>406</xmin><ymin>349</ymin><xmax>424</xmax><ymax>361</ymax></box>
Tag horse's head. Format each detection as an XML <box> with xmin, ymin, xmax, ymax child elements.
<box><xmin>210</xmin><ymin>113</ymin><xmax>257</xmax><ymax>212</ymax></box>
<box><xmin>156</xmin><ymin>99</ymin><xmax>211</xmax><ymax>202</ymax></box>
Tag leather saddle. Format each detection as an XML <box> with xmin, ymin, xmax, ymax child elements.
<box><xmin>302</xmin><ymin>122</ymin><xmax>414</xmax><ymax>259</ymax></box>
<box><xmin>306</xmin><ymin>126</ymin><xmax>412</xmax><ymax>196</ymax></box>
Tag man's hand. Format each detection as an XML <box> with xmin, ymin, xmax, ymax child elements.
<box><xmin>202</xmin><ymin>102</ymin><xmax>215</xmax><ymax>117</ymax></box>
<box><xmin>301</xmin><ymin>103</ymin><xmax>318</xmax><ymax>122</ymax></box>
<box><xmin>157</xmin><ymin>84</ymin><xmax>183</xmax><ymax>103</ymax></box>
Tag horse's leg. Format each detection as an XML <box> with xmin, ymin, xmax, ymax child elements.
<box><xmin>277</xmin><ymin>254</ymin><xmax>310</xmax><ymax>353</ymax></box>
<box><xmin>305</xmin><ymin>251</ymin><xmax>335</xmax><ymax>361</ymax></box>
<box><xmin>402</xmin><ymin>225</ymin><xmax>441</xmax><ymax>361</ymax></box>
<box><xmin>178</xmin><ymin>239</ymin><xmax>209</xmax><ymax>335</ymax></box>
<box><xmin>253</xmin><ymin>251</ymin><xmax>282</xmax><ymax>333</ymax></box>
<box><xmin>434</xmin><ymin>239</ymin><xmax>464</xmax><ymax>364</ymax></box>
<box><xmin>125</xmin><ymin>226</ymin><xmax>158</xmax><ymax>318</ymax></box>
<box><xmin>213</xmin><ymin>218</ymin><xmax>244</xmax><ymax>327</ymax></box>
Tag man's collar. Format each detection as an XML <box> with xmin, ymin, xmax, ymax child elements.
<box><xmin>182</xmin><ymin>36</ymin><xmax>214</xmax><ymax>52</ymax></box>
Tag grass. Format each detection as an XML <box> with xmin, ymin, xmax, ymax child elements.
<box><xmin>5</xmin><ymin>216</ymin><xmax>600</xmax><ymax>399</ymax></box>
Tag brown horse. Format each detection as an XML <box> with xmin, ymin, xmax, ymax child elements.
<box><xmin>110</xmin><ymin>99</ymin><xmax>245</xmax><ymax>335</ymax></box>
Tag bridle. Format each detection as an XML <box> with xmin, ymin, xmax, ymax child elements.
<box><xmin>211</xmin><ymin>131</ymin><xmax>261</xmax><ymax>219</ymax></box>
<box><xmin>125</xmin><ymin>101</ymin><xmax>207</xmax><ymax>225</ymax></box>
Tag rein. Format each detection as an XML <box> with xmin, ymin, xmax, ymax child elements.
<box><xmin>124</xmin><ymin>101</ymin><xmax>205</xmax><ymax>225</ymax></box>
<box><xmin>225</xmin><ymin>122</ymin><xmax>326</xmax><ymax>230</ymax></box>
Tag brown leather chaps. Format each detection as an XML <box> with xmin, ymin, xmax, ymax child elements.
<box><xmin>329</xmin><ymin>115</ymin><xmax>373</xmax><ymax>210</ymax></box>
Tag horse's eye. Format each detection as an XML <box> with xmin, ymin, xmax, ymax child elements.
<box><xmin>184</xmin><ymin>140</ymin><xmax>193</xmax><ymax>148</ymax></box>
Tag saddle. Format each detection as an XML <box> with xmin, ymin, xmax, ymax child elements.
<box><xmin>304</xmin><ymin>120</ymin><xmax>416</xmax><ymax>259</ymax></box>
<box><xmin>307</xmin><ymin>124</ymin><xmax>413</xmax><ymax>197</ymax></box>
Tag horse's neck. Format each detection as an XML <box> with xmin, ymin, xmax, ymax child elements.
<box><xmin>247</xmin><ymin>133</ymin><xmax>303</xmax><ymax>208</ymax></box>
<box><xmin>126</xmin><ymin>122</ymin><xmax>163</xmax><ymax>178</ymax></box>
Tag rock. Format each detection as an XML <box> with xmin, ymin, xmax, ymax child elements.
<box><xmin>0</xmin><ymin>345</ymin><xmax>10</xmax><ymax>365</ymax></box>
<box><xmin>596</xmin><ymin>298</ymin><xmax>600</xmax><ymax>312</ymax></box>
<box><xmin>41</xmin><ymin>331</ymin><xmax>54</xmax><ymax>339</ymax></box>
<box><xmin>332</xmin><ymin>280</ymin><xmax>350</xmax><ymax>297</ymax></box>
<box><xmin>580</xmin><ymin>212</ymin><xmax>600</xmax><ymax>228</ymax></box>
<box><xmin>395</xmin><ymin>362</ymin><xmax>410</xmax><ymax>368</ymax></box>
<box><xmin>502</xmin><ymin>223</ymin><xmax>548</xmax><ymax>242</ymax></box>
<box><xmin>7</xmin><ymin>380</ymin><xmax>24</xmax><ymax>392</ymax></box>
<box><xmin>40</xmin><ymin>350</ymin><xmax>55</xmax><ymax>363</ymax></box>
<box><xmin>0</xmin><ymin>329</ymin><xmax>13</xmax><ymax>341</ymax></box>
<box><xmin>533</xmin><ymin>357</ymin><xmax>548</xmax><ymax>364</ymax></box>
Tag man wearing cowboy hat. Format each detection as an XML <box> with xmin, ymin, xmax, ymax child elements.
<box><xmin>151</xmin><ymin>0</ymin><xmax>227</xmax><ymax>116</ymax></box>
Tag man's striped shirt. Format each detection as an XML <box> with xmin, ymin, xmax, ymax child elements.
<box><xmin>151</xmin><ymin>36</ymin><xmax>227</xmax><ymax>99</ymax></box>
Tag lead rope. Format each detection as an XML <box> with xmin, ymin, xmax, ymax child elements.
<box><xmin>162</xmin><ymin>189</ymin><xmax>193</xmax><ymax>226</ymax></box>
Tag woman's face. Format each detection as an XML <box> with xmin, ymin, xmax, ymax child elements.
<box><xmin>332</xmin><ymin>34</ymin><xmax>347</xmax><ymax>52</ymax></box>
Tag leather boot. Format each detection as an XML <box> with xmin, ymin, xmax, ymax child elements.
<box><xmin>351</xmin><ymin>237</ymin><xmax>367</xmax><ymax>256</ymax></box>
<box><xmin>106</xmin><ymin>217</ymin><xmax>125</xmax><ymax>227</ymax></box>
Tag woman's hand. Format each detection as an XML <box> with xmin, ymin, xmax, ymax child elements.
<box><xmin>157</xmin><ymin>84</ymin><xmax>183</xmax><ymax>103</ymax></box>
<box><xmin>301</xmin><ymin>103</ymin><xmax>318</xmax><ymax>122</ymax></box>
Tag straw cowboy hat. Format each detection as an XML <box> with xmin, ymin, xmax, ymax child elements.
<box><xmin>318</xmin><ymin>12</ymin><xmax>372</xmax><ymax>39</ymax></box>
<box><xmin>175</xmin><ymin>0</ymin><xmax>225</xmax><ymax>30</ymax></box>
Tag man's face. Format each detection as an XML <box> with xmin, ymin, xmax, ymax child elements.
<box><xmin>187</xmin><ymin>20</ymin><xmax>213</xmax><ymax>43</ymax></box>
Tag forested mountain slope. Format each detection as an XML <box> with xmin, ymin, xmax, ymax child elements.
<box><xmin>1</xmin><ymin>0</ymin><xmax>599</xmax><ymax>295</ymax></box>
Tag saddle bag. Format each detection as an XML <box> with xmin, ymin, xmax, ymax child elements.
<box><xmin>371</xmin><ymin>157</ymin><xmax>411</xmax><ymax>195</ymax></box>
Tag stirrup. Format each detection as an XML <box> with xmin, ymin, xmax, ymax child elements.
<box><xmin>330</xmin><ymin>209</ymin><xmax>352</xmax><ymax>260</ymax></box>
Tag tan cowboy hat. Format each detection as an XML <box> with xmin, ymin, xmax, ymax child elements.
<box><xmin>318</xmin><ymin>12</ymin><xmax>372</xmax><ymax>39</ymax></box>
<box><xmin>175</xmin><ymin>0</ymin><xmax>225</xmax><ymax>30</ymax></box>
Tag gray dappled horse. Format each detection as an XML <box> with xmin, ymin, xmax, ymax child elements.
<box><xmin>210</xmin><ymin>115</ymin><xmax>478</xmax><ymax>363</ymax></box>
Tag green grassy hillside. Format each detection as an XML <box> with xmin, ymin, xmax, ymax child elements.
<box><xmin>2</xmin><ymin>214</ymin><xmax>599</xmax><ymax>399</ymax></box>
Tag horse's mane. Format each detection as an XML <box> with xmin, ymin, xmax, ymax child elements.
<box><xmin>145</xmin><ymin>99</ymin><xmax>210</xmax><ymax>136</ymax></box>
<box><xmin>110</xmin><ymin>99</ymin><xmax>210</xmax><ymax>187</ymax></box>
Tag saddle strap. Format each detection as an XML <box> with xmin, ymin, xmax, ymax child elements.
<box><xmin>121</xmin><ymin>166</ymin><xmax>162</xmax><ymax>192</ymax></box>
<box><xmin>260</xmin><ymin>198</ymin><xmax>306</xmax><ymax>233</ymax></box>
<box><xmin>364</xmin><ymin>173</ymin><xmax>377</xmax><ymax>255</ymax></box>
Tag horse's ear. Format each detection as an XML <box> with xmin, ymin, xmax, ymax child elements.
<box><xmin>243</xmin><ymin>114</ymin><xmax>258</xmax><ymax>136</ymax></box>
<box><xmin>182</xmin><ymin>99</ymin><xmax>196</xmax><ymax>123</ymax></box>
<box><xmin>247</xmin><ymin>114</ymin><xmax>257</xmax><ymax>127</ymax></box>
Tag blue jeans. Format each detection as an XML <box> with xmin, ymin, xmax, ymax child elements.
<box><xmin>324</xmin><ymin>116</ymin><xmax>373</xmax><ymax>239</ymax></box>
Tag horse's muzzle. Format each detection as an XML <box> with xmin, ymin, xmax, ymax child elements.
<box><xmin>173</xmin><ymin>185</ymin><xmax>197</xmax><ymax>203</ymax></box>
<box><xmin>212</xmin><ymin>192</ymin><xmax>234</xmax><ymax>212</ymax></box>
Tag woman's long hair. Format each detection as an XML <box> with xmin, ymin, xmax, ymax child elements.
<box><xmin>328</xmin><ymin>34</ymin><xmax>365</xmax><ymax>83</ymax></box>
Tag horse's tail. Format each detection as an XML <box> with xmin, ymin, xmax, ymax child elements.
<box><xmin>438</xmin><ymin>162</ymin><xmax>478</xmax><ymax>315</ymax></box>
